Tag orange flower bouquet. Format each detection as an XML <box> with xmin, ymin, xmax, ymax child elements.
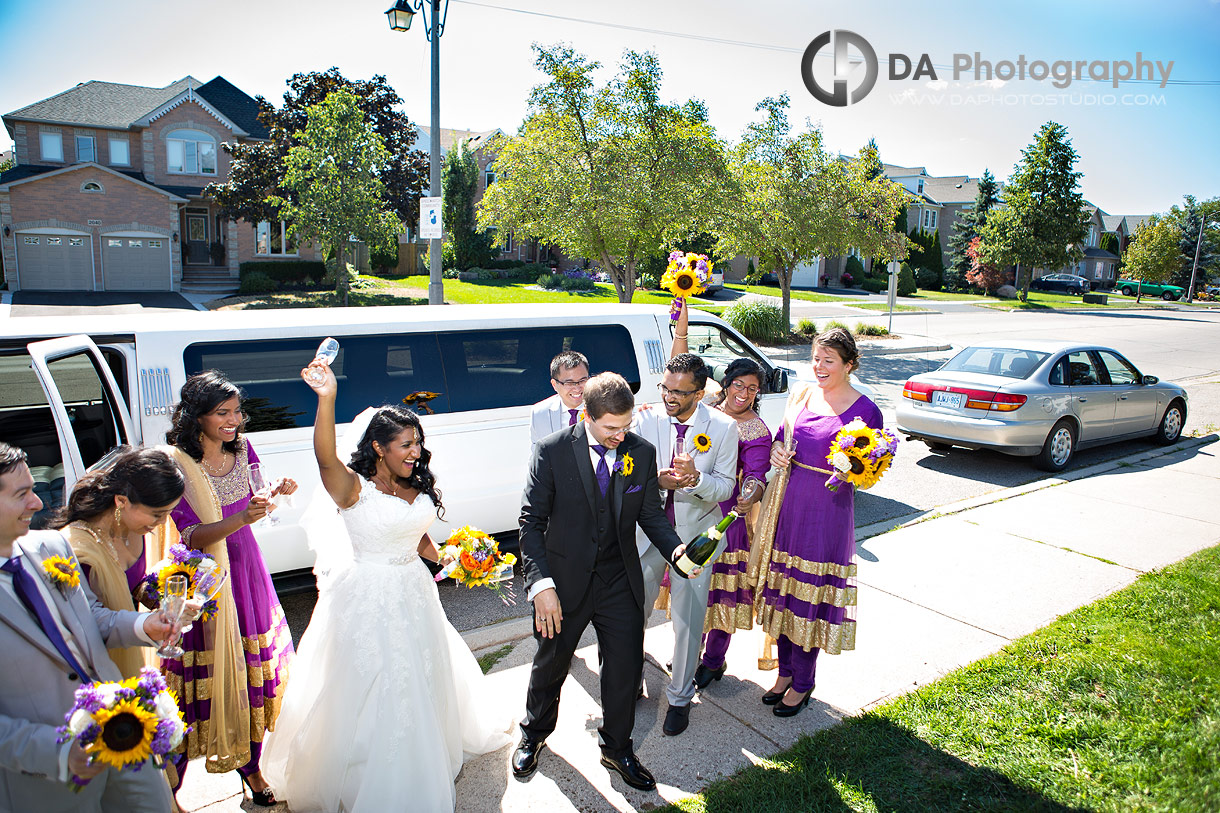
<box><xmin>434</xmin><ymin>525</ymin><xmax>517</xmax><ymax>603</ymax></box>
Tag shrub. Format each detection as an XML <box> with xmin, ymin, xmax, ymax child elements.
<box><xmin>897</xmin><ymin>263</ymin><xmax>917</xmax><ymax>296</ymax></box>
<box><xmin>796</xmin><ymin>318</ymin><xmax>817</xmax><ymax>336</ymax></box>
<box><xmin>724</xmin><ymin>298</ymin><xmax>790</xmax><ymax>344</ymax></box>
<box><xmin>370</xmin><ymin>241</ymin><xmax>399</xmax><ymax>271</ymax></box>
<box><xmin>441</xmin><ymin>241</ymin><xmax>456</xmax><ymax>270</ymax></box>
<box><xmin>485</xmin><ymin>258</ymin><xmax>526</xmax><ymax>270</ymax></box>
<box><xmin>637</xmin><ymin>271</ymin><xmax>661</xmax><ymax>290</ymax></box>
<box><xmin>824</xmin><ymin>319</ymin><xmax>850</xmax><ymax>333</ymax></box>
<box><xmin>538</xmin><ymin>272</ymin><xmax>596</xmax><ymax>292</ymax></box>
<box><xmin>861</xmin><ymin>277</ymin><xmax>886</xmax><ymax>294</ymax></box>
<box><xmin>746</xmin><ymin>257</ymin><xmax>759</xmax><ymax>283</ymax></box>
<box><xmin>914</xmin><ymin>265</ymin><xmax>940</xmax><ymax>290</ymax></box>
<box><xmin>239</xmin><ymin>261</ymin><xmax>326</xmax><ymax>285</ymax></box>
<box><xmin>238</xmin><ymin>271</ymin><xmax>278</xmax><ymax>294</ymax></box>
<box><xmin>845</xmin><ymin>255</ymin><xmax>864</xmax><ymax>281</ymax></box>
<box><xmin>855</xmin><ymin>322</ymin><xmax>889</xmax><ymax>336</ymax></box>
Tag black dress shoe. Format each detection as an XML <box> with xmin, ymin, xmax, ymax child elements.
<box><xmin>663</xmin><ymin>703</ymin><xmax>690</xmax><ymax>736</ymax></box>
<box><xmin>693</xmin><ymin>663</ymin><xmax>726</xmax><ymax>690</ymax></box>
<box><xmin>600</xmin><ymin>752</ymin><xmax>657</xmax><ymax>791</ymax></box>
<box><xmin>761</xmin><ymin>689</ymin><xmax>785</xmax><ymax>705</ymax></box>
<box><xmin>772</xmin><ymin>690</ymin><xmax>812</xmax><ymax>718</ymax></box>
<box><xmin>511</xmin><ymin>737</ymin><xmax>546</xmax><ymax>777</ymax></box>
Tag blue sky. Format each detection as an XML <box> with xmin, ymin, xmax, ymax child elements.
<box><xmin>1</xmin><ymin>0</ymin><xmax>1217</xmax><ymax>215</ymax></box>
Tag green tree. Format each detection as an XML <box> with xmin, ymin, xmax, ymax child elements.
<box><xmin>1123</xmin><ymin>216</ymin><xmax>1184</xmax><ymax>303</ymax></box>
<box><xmin>442</xmin><ymin>142</ymin><xmax>496</xmax><ymax>270</ymax></box>
<box><xmin>1167</xmin><ymin>196</ymin><xmax>1220</xmax><ymax>296</ymax></box>
<box><xmin>946</xmin><ymin>169</ymin><xmax>1000</xmax><ymax>292</ymax></box>
<box><xmin>207</xmin><ymin>68</ymin><xmax>427</xmax><ymax>231</ymax></box>
<box><xmin>717</xmin><ymin>95</ymin><xmax>908</xmax><ymax>326</ymax></box>
<box><xmin>978</xmin><ymin>122</ymin><xmax>1088</xmax><ymax>302</ymax></box>
<box><xmin>478</xmin><ymin>45</ymin><xmax>727</xmax><ymax>302</ymax></box>
<box><xmin>928</xmin><ymin>229</ymin><xmax>945</xmax><ymax>288</ymax></box>
<box><xmin>274</xmin><ymin>89</ymin><xmax>401</xmax><ymax>306</ymax></box>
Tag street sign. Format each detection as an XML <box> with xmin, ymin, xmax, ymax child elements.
<box><xmin>419</xmin><ymin>196</ymin><xmax>442</xmax><ymax>239</ymax></box>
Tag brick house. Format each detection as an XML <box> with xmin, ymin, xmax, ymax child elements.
<box><xmin>1</xmin><ymin>76</ymin><xmax>317</xmax><ymax>294</ymax></box>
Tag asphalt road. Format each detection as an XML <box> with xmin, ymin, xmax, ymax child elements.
<box><xmin>279</xmin><ymin>303</ymin><xmax>1220</xmax><ymax>640</ymax></box>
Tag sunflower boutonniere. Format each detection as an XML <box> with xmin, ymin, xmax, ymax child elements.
<box><xmin>42</xmin><ymin>555</ymin><xmax>81</xmax><ymax>596</ymax></box>
<box><xmin>691</xmin><ymin>433</ymin><xmax>712</xmax><ymax>454</ymax></box>
<box><xmin>613</xmin><ymin>452</ymin><xmax>634</xmax><ymax>477</ymax></box>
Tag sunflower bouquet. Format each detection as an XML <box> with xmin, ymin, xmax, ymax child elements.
<box><xmin>56</xmin><ymin>667</ymin><xmax>188</xmax><ymax>789</ymax></box>
<box><xmin>139</xmin><ymin>544</ymin><xmax>220</xmax><ymax>622</ymax></box>
<box><xmin>823</xmin><ymin>418</ymin><xmax>900</xmax><ymax>492</ymax></box>
<box><xmin>661</xmin><ymin>251</ymin><xmax>712</xmax><ymax>318</ymax></box>
<box><xmin>434</xmin><ymin>525</ymin><xmax>517</xmax><ymax>603</ymax></box>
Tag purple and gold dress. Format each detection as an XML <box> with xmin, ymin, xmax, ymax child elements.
<box><xmin>701</xmin><ymin>414</ymin><xmax>771</xmax><ymax>670</ymax></box>
<box><xmin>757</xmin><ymin>395</ymin><xmax>882</xmax><ymax>692</ymax></box>
<box><xmin>167</xmin><ymin>438</ymin><xmax>293</xmax><ymax>781</ymax></box>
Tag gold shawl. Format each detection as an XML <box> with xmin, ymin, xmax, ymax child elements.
<box><xmin>157</xmin><ymin>445</ymin><xmax>251</xmax><ymax>774</ymax></box>
<box><xmin>62</xmin><ymin>523</ymin><xmax>160</xmax><ymax>679</ymax></box>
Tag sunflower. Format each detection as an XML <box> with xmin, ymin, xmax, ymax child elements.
<box><xmin>42</xmin><ymin>556</ymin><xmax>81</xmax><ymax>590</ymax></box>
<box><xmin>692</xmin><ymin>433</ymin><xmax>712</xmax><ymax>453</ymax></box>
<box><xmin>840</xmin><ymin>419</ymin><xmax>879</xmax><ymax>455</ymax></box>
<box><xmin>157</xmin><ymin>562</ymin><xmax>195</xmax><ymax>595</ymax></box>
<box><xmin>620</xmin><ymin>452</ymin><xmax>634</xmax><ymax>476</ymax></box>
<box><xmin>662</xmin><ymin>269</ymin><xmax>705</xmax><ymax>299</ymax></box>
<box><xmin>87</xmin><ymin>698</ymin><xmax>158</xmax><ymax>770</ymax></box>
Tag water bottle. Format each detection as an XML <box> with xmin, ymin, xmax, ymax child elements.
<box><xmin>305</xmin><ymin>338</ymin><xmax>339</xmax><ymax>386</ymax></box>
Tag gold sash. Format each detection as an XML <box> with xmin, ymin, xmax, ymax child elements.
<box><xmin>157</xmin><ymin>445</ymin><xmax>251</xmax><ymax>774</ymax></box>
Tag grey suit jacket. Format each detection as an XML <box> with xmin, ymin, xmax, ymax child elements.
<box><xmin>529</xmin><ymin>393</ymin><xmax>578</xmax><ymax>445</ymax></box>
<box><xmin>632</xmin><ymin>400</ymin><xmax>739</xmax><ymax>555</ymax></box>
<box><xmin>0</xmin><ymin>530</ymin><xmax>149</xmax><ymax>812</ymax></box>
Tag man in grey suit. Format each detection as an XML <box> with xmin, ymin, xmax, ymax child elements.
<box><xmin>632</xmin><ymin>354</ymin><xmax>738</xmax><ymax>737</ymax></box>
<box><xmin>0</xmin><ymin>442</ymin><xmax>174</xmax><ymax>813</ymax></box>
<box><xmin>529</xmin><ymin>351</ymin><xmax>590</xmax><ymax>445</ymax></box>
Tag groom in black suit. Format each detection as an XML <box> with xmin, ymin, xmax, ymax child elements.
<box><xmin>514</xmin><ymin>372</ymin><xmax>685</xmax><ymax>791</ymax></box>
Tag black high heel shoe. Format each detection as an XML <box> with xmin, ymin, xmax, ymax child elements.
<box><xmin>240</xmin><ymin>775</ymin><xmax>277</xmax><ymax>807</ymax></box>
<box><xmin>773</xmin><ymin>689</ymin><xmax>813</xmax><ymax>718</ymax></box>
<box><xmin>762</xmin><ymin>679</ymin><xmax>793</xmax><ymax>705</ymax></box>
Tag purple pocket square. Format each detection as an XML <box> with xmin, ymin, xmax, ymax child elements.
<box><xmin>625</xmin><ymin>484</ymin><xmax>643</xmax><ymax>494</ymax></box>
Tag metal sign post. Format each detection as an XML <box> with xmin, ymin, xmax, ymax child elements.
<box><xmin>887</xmin><ymin>260</ymin><xmax>899</xmax><ymax>334</ymax></box>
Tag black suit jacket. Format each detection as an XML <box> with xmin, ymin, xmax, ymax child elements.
<box><xmin>520</xmin><ymin>422</ymin><xmax>680</xmax><ymax>610</ymax></box>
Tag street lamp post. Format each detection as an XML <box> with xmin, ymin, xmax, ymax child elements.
<box><xmin>1186</xmin><ymin>210</ymin><xmax>1219</xmax><ymax>304</ymax></box>
<box><xmin>386</xmin><ymin>0</ymin><xmax>449</xmax><ymax>306</ymax></box>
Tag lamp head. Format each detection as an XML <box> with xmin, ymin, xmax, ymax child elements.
<box><xmin>385</xmin><ymin>0</ymin><xmax>415</xmax><ymax>31</ymax></box>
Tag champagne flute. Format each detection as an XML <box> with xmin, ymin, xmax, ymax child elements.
<box><xmin>740</xmin><ymin>475</ymin><xmax>764</xmax><ymax>504</ymax></box>
<box><xmin>178</xmin><ymin>562</ymin><xmax>228</xmax><ymax>635</ymax></box>
<box><xmin>304</xmin><ymin>337</ymin><xmax>340</xmax><ymax>387</ymax></box>
<box><xmin>247</xmin><ymin>463</ymin><xmax>279</xmax><ymax>526</ymax></box>
<box><xmin>157</xmin><ymin>574</ymin><xmax>188</xmax><ymax>659</ymax></box>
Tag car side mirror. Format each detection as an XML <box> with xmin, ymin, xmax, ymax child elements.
<box><xmin>769</xmin><ymin>367</ymin><xmax>789</xmax><ymax>394</ymax></box>
<box><xmin>1141</xmin><ymin>374</ymin><xmax>1158</xmax><ymax>385</ymax></box>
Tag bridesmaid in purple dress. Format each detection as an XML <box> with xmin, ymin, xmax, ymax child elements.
<box><xmin>163</xmin><ymin>371</ymin><xmax>296</xmax><ymax>807</ymax></box>
<box><xmin>759</xmin><ymin>328</ymin><xmax>882</xmax><ymax>717</ymax></box>
<box><xmin>692</xmin><ymin>358</ymin><xmax>771</xmax><ymax>689</ymax></box>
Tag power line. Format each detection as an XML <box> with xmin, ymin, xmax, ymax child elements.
<box><xmin>450</xmin><ymin>0</ymin><xmax>1220</xmax><ymax>87</ymax></box>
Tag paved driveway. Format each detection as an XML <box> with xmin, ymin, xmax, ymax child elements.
<box><xmin>8</xmin><ymin>290</ymin><xmax>198</xmax><ymax>316</ymax></box>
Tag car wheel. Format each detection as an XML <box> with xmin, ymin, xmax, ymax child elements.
<box><xmin>1162</xmin><ymin>291</ymin><xmax>1175</xmax><ymax>301</ymax></box>
<box><xmin>1155</xmin><ymin>400</ymin><xmax>1186</xmax><ymax>445</ymax></box>
<box><xmin>1035</xmin><ymin>420</ymin><xmax>1076</xmax><ymax>472</ymax></box>
<box><xmin>1120</xmin><ymin>286</ymin><xmax>1134</xmax><ymax>296</ymax></box>
<box><xmin>924</xmin><ymin>441</ymin><xmax>952</xmax><ymax>452</ymax></box>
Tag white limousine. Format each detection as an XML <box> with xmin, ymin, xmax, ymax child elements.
<box><xmin>0</xmin><ymin>303</ymin><xmax>806</xmax><ymax>579</ymax></box>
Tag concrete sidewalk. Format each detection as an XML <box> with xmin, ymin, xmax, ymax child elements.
<box><xmin>181</xmin><ymin>437</ymin><xmax>1220</xmax><ymax>812</ymax></box>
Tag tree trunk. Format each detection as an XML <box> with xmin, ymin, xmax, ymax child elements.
<box><xmin>602</xmin><ymin>252</ymin><xmax>634</xmax><ymax>303</ymax></box>
<box><xmin>1017</xmin><ymin>263</ymin><xmax>1028</xmax><ymax>303</ymax></box>
<box><xmin>336</xmin><ymin>243</ymin><xmax>349</xmax><ymax>308</ymax></box>
<box><xmin>778</xmin><ymin>267</ymin><xmax>793</xmax><ymax>330</ymax></box>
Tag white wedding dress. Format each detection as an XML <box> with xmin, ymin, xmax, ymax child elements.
<box><xmin>262</xmin><ymin>479</ymin><xmax>514</xmax><ymax>812</ymax></box>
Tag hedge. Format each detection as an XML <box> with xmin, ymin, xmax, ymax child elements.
<box><xmin>239</xmin><ymin>261</ymin><xmax>326</xmax><ymax>284</ymax></box>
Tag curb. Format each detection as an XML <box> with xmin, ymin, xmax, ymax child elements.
<box><xmin>854</xmin><ymin>434</ymin><xmax>1218</xmax><ymax>543</ymax></box>
<box><xmin>859</xmin><ymin>341</ymin><xmax>952</xmax><ymax>356</ymax></box>
<box><xmin>461</xmin><ymin>615</ymin><xmax>534</xmax><ymax>651</ymax></box>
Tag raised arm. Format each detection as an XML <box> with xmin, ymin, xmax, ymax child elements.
<box><xmin>302</xmin><ymin>360</ymin><xmax>362</xmax><ymax>509</ymax></box>
<box><xmin>668</xmin><ymin>299</ymin><xmax>690</xmax><ymax>359</ymax></box>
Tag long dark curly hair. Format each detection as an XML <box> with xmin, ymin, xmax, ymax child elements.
<box><xmin>348</xmin><ymin>406</ymin><xmax>444</xmax><ymax>517</ymax></box>
<box><xmin>52</xmin><ymin>447</ymin><xmax>185</xmax><ymax>528</ymax></box>
<box><xmin>165</xmin><ymin>371</ymin><xmax>245</xmax><ymax>461</ymax></box>
<box><xmin>715</xmin><ymin>358</ymin><xmax>767</xmax><ymax>414</ymax></box>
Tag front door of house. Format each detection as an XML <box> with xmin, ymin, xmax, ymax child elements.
<box><xmin>185</xmin><ymin>209</ymin><xmax>209</xmax><ymax>265</ymax></box>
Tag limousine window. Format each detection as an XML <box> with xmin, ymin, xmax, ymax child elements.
<box><xmin>687</xmin><ymin>321</ymin><xmax>770</xmax><ymax>388</ymax></box>
<box><xmin>184</xmin><ymin>325</ymin><xmax>638</xmax><ymax>428</ymax></box>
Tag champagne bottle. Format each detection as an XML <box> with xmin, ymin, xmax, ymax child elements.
<box><xmin>673</xmin><ymin>511</ymin><xmax>741</xmax><ymax>577</ymax></box>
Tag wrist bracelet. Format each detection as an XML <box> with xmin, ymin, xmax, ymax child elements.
<box><xmin>675</xmin><ymin>332</ymin><xmax>688</xmax><ymax>339</ymax></box>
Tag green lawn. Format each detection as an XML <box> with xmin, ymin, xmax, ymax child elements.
<box><xmin>844</xmin><ymin>302</ymin><xmax>931</xmax><ymax>312</ymax></box>
<box><xmin>662</xmin><ymin>544</ymin><xmax>1220</xmax><ymax>813</ymax></box>
<box><xmin>905</xmin><ymin>290</ymin><xmax>992</xmax><ymax>302</ymax></box>
<box><xmin>979</xmin><ymin>291</ymin><xmax>1170</xmax><ymax>310</ymax></box>
<box><xmin>723</xmin><ymin>283</ymin><xmax>851</xmax><ymax>303</ymax></box>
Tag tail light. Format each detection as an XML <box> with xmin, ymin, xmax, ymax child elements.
<box><xmin>902</xmin><ymin>381</ymin><xmax>932</xmax><ymax>402</ymax></box>
<box><xmin>902</xmin><ymin>381</ymin><xmax>1027</xmax><ymax>412</ymax></box>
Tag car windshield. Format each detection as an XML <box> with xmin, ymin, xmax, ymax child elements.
<box><xmin>940</xmin><ymin>347</ymin><xmax>1050</xmax><ymax>379</ymax></box>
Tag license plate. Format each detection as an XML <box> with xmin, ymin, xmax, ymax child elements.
<box><xmin>932</xmin><ymin>390</ymin><xmax>963</xmax><ymax>409</ymax></box>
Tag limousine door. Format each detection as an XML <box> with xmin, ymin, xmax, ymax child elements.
<box><xmin>26</xmin><ymin>335</ymin><xmax>135</xmax><ymax>490</ymax></box>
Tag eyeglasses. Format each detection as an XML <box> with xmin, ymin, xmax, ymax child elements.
<box><xmin>554</xmin><ymin>376</ymin><xmax>590</xmax><ymax>389</ymax></box>
<box><xmin>729</xmin><ymin>380</ymin><xmax>761</xmax><ymax>395</ymax></box>
<box><xmin>658</xmin><ymin>383</ymin><xmax>700</xmax><ymax>398</ymax></box>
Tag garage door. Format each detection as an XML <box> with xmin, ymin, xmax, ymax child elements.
<box><xmin>101</xmin><ymin>236</ymin><xmax>171</xmax><ymax>291</ymax></box>
<box><xmin>15</xmin><ymin>233</ymin><xmax>93</xmax><ymax>290</ymax></box>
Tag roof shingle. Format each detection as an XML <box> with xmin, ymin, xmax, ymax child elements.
<box><xmin>5</xmin><ymin>77</ymin><xmax>198</xmax><ymax>129</ymax></box>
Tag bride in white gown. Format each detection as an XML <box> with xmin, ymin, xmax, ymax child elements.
<box><xmin>262</xmin><ymin>361</ymin><xmax>514</xmax><ymax>812</ymax></box>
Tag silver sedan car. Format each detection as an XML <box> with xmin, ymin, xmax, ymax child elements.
<box><xmin>896</xmin><ymin>341</ymin><xmax>1188</xmax><ymax>471</ymax></box>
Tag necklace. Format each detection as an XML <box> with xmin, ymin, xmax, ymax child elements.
<box><xmin>72</xmin><ymin>520</ymin><xmax>133</xmax><ymax>567</ymax></box>
<box><xmin>202</xmin><ymin>451</ymin><xmax>230</xmax><ymax>477</ymax></box>
<box><xmin>374</xmin><ymin>474</ymin><xmax>400</xmax><ymax>497</ymax></box>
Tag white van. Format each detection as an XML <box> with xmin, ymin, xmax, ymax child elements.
<box><xmin>0</xmin><ymin>304</ymin><xmax>799</xmax><ymax>578</ymax></box>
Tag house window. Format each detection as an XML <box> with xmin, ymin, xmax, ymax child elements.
<box><xmin>107</xmin><ymin>239</ymin><xmax>123</xmax><ymax>248</ymax></box>
<box><xmin>69</xmin><ymin>238</ymin><xmax>84</xmax><ymax>246</ymax></box>
<box><xmin>256</xmin><ymin>221</ymin><xmax>298</xmax><ymax>256</ymax></box>
<box><xmin>81</xmin><ymin>181</ymin><xmax>103</xmax><ymax>193</ymax></box>
<box><xmin>23</xmin><ymin>236</ymin><xmax>39</xmax><ymax>244</ymax></box>
<box><xmin>47</xmin><ymin>237</ymin><xmax>62</xmax><ymax>245</ymax></box>
<box><xmin>485</xmin><ymin>169</ymin><xmax>496</xmax><ymax>188</ymax></box>
<box><xmin>109</xmin><ymin>138</ymin><xmax>130</xmax><ymax>166</ymax></box>
<box><xmin>166</xmin><ymin>130</ymin><xmax>218</xmax><ymax>175</ymax></box>
<box><xmin>128</xmin><ymin>240</ymin><xmax>143</xmax><ymax>248</ymax></box>
<box><xmin>75</xmin><ymin>136</ymin><xmax>96</xmax><ymax>163</ymax></box>
<box><xmin>149</xmin><ymin>240</ymin><xmax>162</xmax><ymax>249</ymax></box>
<box><xmin>503</xmin><ymin>231</ymin><xmax>513</xmax><ymax>253</ymax></box>
<box><xmin>40</xmin><ymin>132</ymin><xmax>63</xmax><ymax>162</ymax></box>
<box><xmin>916</xmin><ymin>179</ymin><xmax>924</xmax><ymax>193</ymax></box>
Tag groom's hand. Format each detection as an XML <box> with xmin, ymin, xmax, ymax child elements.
<box><xmin>533</xmin><ymin>588</ymin><xmax>563</xmax><ymax>639</ymax></box>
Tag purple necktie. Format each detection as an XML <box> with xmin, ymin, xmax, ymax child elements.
<box><xmin>2</xmin><ymin>557</ymin><xmax>95</xmax><ymax>682</ymax></box>
<box><xmin>568</xmin><ymin>409</ymin><xmax>579</xmax><ymax>426</ymax></box>
<box><xmin>593</xmin><ymin>444</ymin><xmax>611</xmax><ymax>497</ymax></box>
<box><xmin>665</xmin><ymin>424</ymin><xmax>690</xmax><ymax>525</ymax></box>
